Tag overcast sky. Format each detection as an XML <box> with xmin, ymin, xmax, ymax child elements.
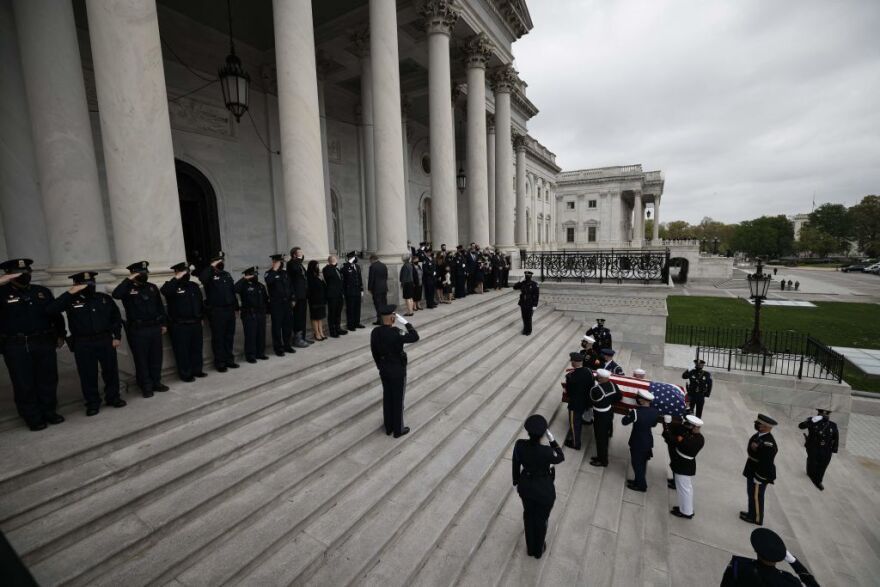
<box><xmin>515</xmin><ymin>0</ymin><xmax>880</xmax><ymax>224</ymax></box>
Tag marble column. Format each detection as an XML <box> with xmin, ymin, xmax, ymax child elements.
<box><xmin>0</xmin><ymin>0</ymin><xmax>50</xmax><ymax>272</ymax></box>
<box><xmin>492</xmin><ymin>66</ymin><xmax>517</xmax><ymax>251</ymax></box>
<box><xmin>401</xmin><ymin>96</ymin><xmax>411</xmax><ymax>239</ymax></box>
<box><xmin>633</xmin><ymin>190</ymin><xmax>643</xmax><ymax>244</ymax></box>
<box><xmin>370</xmin><ymin>0</ymin><xmax>408</xmax><ymax>258</ymax></box>
<box><xmin>317</xmin><ymin>55</ymin><xmax>335</xmax><ymax>255</ymax></box>
<box><xmin>352</xmin><ymin>29</ymin><xmax>377</xmax><ymax>253</ymax></box>
<box><xmin>271</xmin><ymin>0</ymin><xmax>329</xmax><ymax>259</ymax></box>
<box><xmin>486</xmin><ymin>114</ymin><xmax>496</xmax><ymax>245</ymax></box>
<box><xmin>465</xmin><ymin>33</ymin><xmax>493</xmax><ymax>247</ymax></box>
<box><xmin>514</xmin><ymin>134</ymin><xmax>527</xmax><ymax>247</ymax></box>
<box><xmin>15</xmin><ymin>0</ymin><xmax>112</xmax><ymax>280</ymax></box>
<box><xmin>652</xmin><ymin>196</ymin><xmax>661</xmax><ymax>242</ymax></box>
<box><xmin>86</xmin><ymin>0</ymin><xmax>185</xmax><ymax>274</ymax></box>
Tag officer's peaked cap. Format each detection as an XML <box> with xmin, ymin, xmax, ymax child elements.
<box><xmin>242</xmin><ymin>266</ymin><xmax>258</xmax><ymax>275</ymax></box>
<box><xmin>756</xmin><ymin>413</ymin><xmax>777</xmax><ymax>427</ymax></box>
<box><xmin>170</xmin><ymin>262</ymin><xmax>192</xmax><ymax>272</ymax></box>
<box><xmin>524</xmin><ymin>414</ymin><xmax>548</xmax><ymax>437</ymax></box>
<box><xmin>69</xmin><ymin>271</ymin><xmax>98</xmax><ymax>283</ymax></box>
<box><xmin>270</xmin><ymin>254</ymin><xmax>285</xmax><ymax>261</ymax></box>
<box><xmin>210</xmin><ymin>251</ymin><xmax>226</xmax><ymax>262</ymax></box>
<box><xmin>126</xmin><ymin>260</ymin><xmax>149</xmax><ymax>273</ymax></box>
<box><xmin>750</xmin><ymin>528</ymin><xmax>786</xmax><ymax>563</ymax></box>
<box><xmin>601</xmin><ymin>348</ymin><xmax>615</xmax><ymax>356</ymax></box>
<box><xmin>379</xmin><ymin>304</ymin><xmax>397</xmax><ymax>316</ymax></box>
<box><xmin>0</xmin><ymin>258</ymin><xmax>33</xmax><ymax>273</ymax></box>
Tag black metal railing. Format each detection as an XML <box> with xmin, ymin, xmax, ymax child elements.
<box><xmin>520</xmin><ymin>248</ymin><xmax>670</xmax><ymax>284</ymax></box>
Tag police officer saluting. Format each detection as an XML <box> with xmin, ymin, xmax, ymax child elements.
<box><xmin>235</xmin><ymin>266</ymin><xmax>270</xmax><ymax>363</ymax></box>
<box><xmin>741</xmin><ymin>413</ymin><xmax>778</xmax><ymax>526</ymax></box>
<box><xmin>0</xmin><ymin>259</ymin><xmax>66</xmax><ymax>430</ymax></box>
<box><xmin>112</xmin><ymin>261</ymin><xmax>169</xmax><ymax>397</ymax></box>
<box><xmin>721</xmin><ymin>528</ymin><xmax>819</xmax><ymax>586</ymax></box>
<box><xmin>370</xmin><ymin>305</ymin><xmax>419</xmax><ymax>438</ymax></box>
<box><xmin>563</xmin><ymin>352</ymin><xmax>594</xmax><ymax>450</ymax></box>
<box><xmin>265</xmin><ymin>254</ymin><xmax>296</xmax><ymax>356</ymax></box>
<box><xmin>622</xmin><ymin>389</ymin><xmax>659</xmax><ymax>492</ymax></box>
<box><xmin>161</xmin><ymin>262</ymin><xmax>207</xmax><ymax>382</ymax></box>
<box><xmin>513</xmin><ymin>271</ymin><xmax>539</xmax><ymax>335</ymax></box>
<box><xmin>198</xmin><ymin>252</ymin><xmax>239</xmax><ymax>372</ymax></box>
<box><xmin>682</xmin><ymin>359</ymin><xmax>713</xmax><ymax>418</ymax></box>
<box><xmin>589</xmin><ymin>368</ymin><xmax>622</xmax><ymax>467</ymax></box>
<box><xmin>586</xmin><ymin>318</ymin><xmax>612</xmax><ymax>351</ymax></box>
<box><xmin>47</xmin><ymin>272</ymin><xmax>126</xmax><ymax>416</ymax></box>
<box><xmin>798</xmin><ymin>408</ymin><xmax>838</xmax><ymax>490</ymax></box>
<box><xmin>341</xmin><ymin>251</ymin><xmax>365</xmax><ymax>331</ymax></box>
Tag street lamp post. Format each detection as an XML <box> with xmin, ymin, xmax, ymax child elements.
<box><xmin>742</xmin><ymin>258</ymin><xmax>772</xmax><ymax>354</ymax></box>
<box><xmin>712</xmin><ymin>237</ymin><xmax>720</xmax><ymax>255</ymax></box>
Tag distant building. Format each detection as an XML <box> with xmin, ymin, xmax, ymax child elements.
<box><xmin>790</xmin><ymin>213</ymin><xmax>810</xmax><ymax>241</ymax></box>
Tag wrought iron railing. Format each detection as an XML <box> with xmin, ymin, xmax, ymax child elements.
<box><xmin>520</xmin><ymin>248</ymin><xmax>670</xmax><ymax>284</ymax></box>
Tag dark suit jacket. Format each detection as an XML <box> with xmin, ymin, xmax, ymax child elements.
<box><xmin>322</xmin><ymin>264</ymin><xmax>344</xmax><ymax>300</ymax></box>
<box><xmin>368</xmin><ymin>261</ymin><xmax>388</xmax><ymax>295</ymax></box>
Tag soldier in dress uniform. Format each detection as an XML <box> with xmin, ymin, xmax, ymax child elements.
<box><xmin>682</xmin><ymin>359</ymin><xmax>713</xmax><ymax>418</ymax></box>
<box><xmin>622</xmin><ymin>389</ymin><xmax>659</xmax><ymax>492</ymax></box>
<box><xmin>600</xmin><ymin>348</ymin><xmax>625</xmax><ymax>375</ymax></box>
<box><xmin>341</xmin><ymin>251</ymin><xmax>365</xmax><ymax>331</ymax></box>
<box><xmin>161</xmin><ymin>262</ymin><xmax>207</xmax><ymax>382</ymax></box>
<box><xmin>112</xmin><ymin>261</ymin><xmax>169</xmax><ymax>397</ymax></box>
<box><xmin>0</xmin><ymin>259</ymin><xmax>66</xmax><ymax>430</ymax></box>
<box><xmin>322</xmin><ymin>255</ymin><xmax>347</xmax><ymax>338</ymax></box>
<box><xmin>740</xmin><ymin>413</ymin><xmax>778</xmax><ymax>526</ymax></box>
<box><xmin>197</xmin><ymin>252</ymin><xmax>240</xmax><ymax>372</ymax></box>
<box><xmin>264</xmin><ymin>254</ymin><xmax>296</xmax><ymax>356</ymax></box>
<box><xmin>512</xmin><ymin>271</ymin><xmax>540</xmax><ymax>335</ymax></box>
<box><xmin>798</xmin><ymin>408</ymin><xmax>838</xmax><ymax>490</ymax></box>
<box><xmin>589</xmin><ymin>369</ymin><xmax>622</xmax><ymax>467</ymax></box>
<box><xmin>420</xmin><ymin>244</ymin><xmax>437</xmax><ymax>309</ymax></box>
<box><xmin>585</xmin><ymin>318</ymin><xmax>612</xmax><ymax>351</ymax></box>
<box><xmin>512</xmin><ymin>414</ymin><xmax>565</xmax><ymax>559</ymax></box>
<box><xmin>663</xmin><ymin>414</ymin><xmax>704</xmax><ymax>518</ymax></box>
<box><xmin>235</xmin><ymin>267</ymin><xmax>270</xmax><ymax>363</ymax></box>
<box><xmin>633</xmin><ymin>368</ymin><xmax>647</xmax><ymax>380</ymax></box>
<box><xmin>721</xmin><ymin>528</ymin><xmax>819</xmax><ymax>586</ymax></box>
<box><xmin>579</xmin><ymin>335</ymin><xmax>601</xmax><ymax>370</ymax></box>
<box><xmin>370</xmin><ymin>305</ymin><xmax>419</xmax><ymax>438</ymax></box>
<box><xmin>562</xmin><ymin>352</ymin><xmax>594</xmax><ymax>450</ymax></box>
<box><xmin>287</xmin><ymin>247</ymin><xmax>312</xmax><ymax>347</ymax></box>
<box><xmin>47</xmin><ymin>272</ymin><xmax>127</xmax><ymax>415</ymax></box>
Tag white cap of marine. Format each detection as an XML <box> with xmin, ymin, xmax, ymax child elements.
<box><xmin>685</xmin><ymin>415</ymin><xmax>704</xmax><ymax>427</ymax></box>
<box><xmin>636</xmin><ymin>389</ymin><xmax>654</xmax><ymax>401</ymax></box>
<box><xmin>596</xmin><ymin>368</ymin><xmax>612</xmax><ymax>379</ymax></box>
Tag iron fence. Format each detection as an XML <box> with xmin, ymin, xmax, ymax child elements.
<box><xmin>520</xmin><ymin>248</ymin><xmax>670</xmax><ymax>284</ymax></box>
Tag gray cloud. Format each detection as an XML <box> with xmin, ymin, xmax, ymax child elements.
<box><xmin>515</xmin><ymin>0</ymin><xmax>880</xmax><ymax>223</ymax></box>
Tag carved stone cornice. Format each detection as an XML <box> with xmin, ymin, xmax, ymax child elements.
<box><xmin>349</xmin><ymin>28</ymin><xmax>370</xmax><ymax>59</ymax></box>
<box><xmin>486</xmin><ymin>113</ymin><xmax>495</xmax><ymax>132</ymax></box>
<box><xmin>421</xmin><ymin>0</ymin><xmax>460</xmax><ymax>36</ymax></box>
<box><xmin>464</xmin><ymin>32</ymin><xmax>494</xmax><ymax>69</ymax></box>
<box><xmin>512</xmin><ymin>132</ymin><xmax>527</xmax><ymax>152</ymax></box>
<box><xmin>488</xmin><ymin>0</ymin><xmax>533</xmax><ymax>40</ymax></box>
<box><xmin>491</xmin><ymin>64</ymin><xmax>518</xmax><ymax>93</ymax></box>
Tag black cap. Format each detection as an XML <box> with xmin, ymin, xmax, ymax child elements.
<box><xmin>0</xmin><ymin>258</ymin><xmax>34</xmax><ymax>273</ymax></box>
<box><xmin>270</xmin><ymin>254</ymin><xmax>284</xmax><ymax>261</ymax></box>
<box><xmin>170</xmin><ymin>262</ymin><xmax>193</xmax><ymax>272</ymax></box>
<box><xmin>817</xmin><ymin>408</ymin><xmax>831</xmax><ymax>415</ymax></box>
<box><xmin>601</xmin><ymin>348</ymin><xmax>615</xmax><ymax>356</ymax></box>
<box><xmin>126</xmin><ymin>260</ymin><xmax>149</xmax><ymax>273</ymax></box>
<box><xmin>242</xmin><ymin>266</ymin><xmax>258</xmax><ymax>276</ymax></box>
<box><xmin>69</xmin><ymin>271</ymin><xmax>98</xmax><ymax>283</ymax></box>
<box><xmin>524</xmin><ymin>271</ymin><xmax>534</xmax><ymax>276</ymax></box>
<box><xmin>750</xmin><ymin>528</ymin><xmax>786</xmax><ymax>562</ymax></box>
<box><xmin>569</xmin><ymin>352</ymin><xmax>584</xmax><ymax>362</ymax></box>
<box><xmin>345</xmin><ymin>251</ymin><xmax>357</xmax><ymax>259</ymax></box>
<box><xmin>694</xmin><ymin>359</ymin><xmax>706</xmax><ymax>366</ymax></box>
<box><xmin>210</xmin><ymin>251</ymin><xmax>225</xmax><ymax>262</ymax></box>
<box><xmin>756</xmin><ymin>413</ymin><xmax>778</xmax><ymax>426</ymax></box>
<box><xmin>524</xmin><ymin>414</ymin><xmax>548</xmax><ymax>437</ymax></box>
<box><xmin>378</xmin><ymin>304</ymin><xmax>397</xmax><ymax>316</ymax></box>
<box><xmin>596</xmin><ymin>318</ymin><xmax>605</xmax><ymax>322</ymax></box>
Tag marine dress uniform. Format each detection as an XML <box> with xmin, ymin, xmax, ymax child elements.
<box><xmin>264</xmin><ymin>255</ymin><xmax>295</xmax><ymax>355</ymax></box>
<box><xmin>740</xmin><ymin>414</ymin><xmax>778</xmax><ymax>526</ymax></box>
<box><xmin>235</xmin><ymin>267</ymin><xmax>270</xmax><ymax>363</ymax></box>
<box><xmin>622</xmin><ymin>389</ymin><xmax>659</xmax><ymax>492</ymax></box>
<box><xmin>798</xmin><ymin>409</ymin><xmax>838</xmax><ymax>490</ymax></box>
<box><xmin>682</xmin><ymin>359</ymin><xmax>713</xmax><ymax>418</ymax></box>
<box><xmin>721</xmin><ymin>528</ymin><xmax>819</xmax><ymax>586</ymax></box>
<box><xmin>161</xmin><ymin>263</ymin><xmax>206</xmax><ymax>382</ymax></box>
<box><xmin>512</xmin><ymin>272</ymin><xmax>540</xmax><ymax>335</ymax></box>
<box><xmin>198</xmin><ymin>252</ymin><xmax>239</xmax><ymax>372</ymax></box>
<box><xmin>370</xmin><ymin>305</ymin><xmax>419</xmax><ymax>438</ymax></box>
<box><xmin>664</xmin><ymin>414</ymin><xmax>704</xmax><ymax>518</ymax></box>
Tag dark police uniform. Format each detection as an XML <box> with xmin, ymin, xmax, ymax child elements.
<box><xmin>622</xmin><ymin>402</ymin><xmax>659</xmax><ymax>491</ymax></box>
<box><xmin>322</xmin><ymin>262</ymin><xmax>346</xmax><ymax>337</ymax></box>
<box><xmin>563</xmin><ymin>358</ymin><xmax>595</xmax><ymax>450</ymax></box>
<box><xmin>512</xmin><ymin>274</ymin><xmax>539</xmax><ymax>335</ymax></box>
<box><xmin>798</xmin><ymin>412</ymin><xmax>838</xmax><ymax>489</ymax></box>
<box><xmin>419</xmin><ymin>247</ymin><xmax>437</xmax><ymax>308</ymax></box>
<box><xmin>586</xmin><ymin>320</ymin><xmax>612</xmax><ymax>351</ymax></box>
<box><xmin>287</xmin><ymin>257</ymin><xmax>309</xmax><ymax>344</ymax></box>
<box><xmin>0</xmin><ymin>259</ymin><xmax>66</xmax><ymax>430</ymax></box>
<box><xmin>235</xmin><ymin>268</ymin><xmax>269</xmax><ymax>363</ymax></box>
<box><xmin>589</xmin><ymin>378</ymin><xmax>622</xmax><ymax>466</ymax></box>
<box><xmin>453</xmin><ymin>252</ymin><xmax>468</xmax><ymax>299</ymax></box>
<box><xmin>197</xmin><ymin>254</ymin><xmax>239</xmax><ymax>371</ymax></box>
<box><xmin>112</xmin><ymin>261</ymin><xmax>168</xmax><ymax>395</ymax></box>
<box><xmin>161</xmin><ymin>263</ymin><xmax>205</xmax><ymax>382</ymax></box>
<box><xmin>341</xmin><ymin>253</ymin><xmax>364</xmax><ymax>330</ymax></box>
<box><xmin>370</xmin><ymin>306</ymin><xmax>419</xmax><ymax>437</ymax></box>
<box><xmin>264</xmin><ymin>255</ymin><xmax>295</xmax><ymax>355</ymax></box>
<box><xmin>47</xmin><ymin>272</ymin><xmax>125</xmax><ymax>413</ymax></box>
<box><xmin>512</xmin><ymin>414</ymin><xmax>565</xmax><ymax>559</ymax></box>
<box><xmin>741</xmin><ymin>416</ymin><xmax>778</xmax><ymax>525</ymax></box>
<box><xmin>721</xmin><ymin>528</ymin><xmax>819</xmax><ymax>586</ymax></box>
<box><xmin>682</xmin><ymin>362</ymin><xmax>713</xmax><ymax>418</ymax></box>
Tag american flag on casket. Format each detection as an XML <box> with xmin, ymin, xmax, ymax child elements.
<box><xmin>606</xmin><ymin>374</ymin><xmax>688</xmax><ymax>418</ymax></box>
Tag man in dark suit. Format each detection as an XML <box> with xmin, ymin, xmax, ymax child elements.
<box><xmin>322</xmin><ymin>255</ymin><xmax>346</xmax><ymax>338</ymax></box>
<box><xmin>367</xmin><ymin>254</ymin><xmax>388</xmax><ymax>325</ymax></box>
<box><xmin>287</xmin><ymin>246</ymin><xmax>311</xmax><ymax>348</ymax></box>
<box><xmin>370</xmin><ymin>305</ymin><xmax>419</xmax><ymax>438</ymax></box>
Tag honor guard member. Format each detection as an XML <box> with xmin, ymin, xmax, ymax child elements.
<box><xmin>741</xmin><ymin>414</ymin><xmax>778</xmax><ymax>526</ymax></box>
<box><xmin>721</xmin><ymin>528</ymin><xmax>819</xmax><ymax>586</ymax></box>
<box><xmin>563</xmin><ymin>352</ymin><xmax>595</xmax><ymax>450</ymax></box>
<box><xmin>512</xmin><ymin>414</ymin><xmax>565</xmax><ymax>559</ymax></box>
<box><xmin>633</xmin><ymin>368</ymin><xmax>647</xmax><ymax>380</ymax></box>
<box><xmin>579</xmin><ymin>335</ymin><xmax>601</xmax><ymax>369</ymax></box>
<box><xmin>341</xmin><ymin>252</ymin><xmax>365</xmax><ymax>331</ymax></box>
<box><xmin>798</xmin><ymin>408</ymin><xmax>838</xmax><ymax>490</ymax></box>
<box><xmin>198</xmin><ymin>252</ymin><xmax>240</xmax><ymax>372</ymax></box>
<box><xmin>600</xmin><ymin>348</ymin><xmax>625</xmax><ymax>376</ymax></box>
<box><xmin>235</xmin><ymin>267</ymin><xmax>270</xmax><ymax>363</ymax></box>
<box><xmin>682</xmin><ymin>359</ymin><xmax>713</xmax><ymax>418</ymax></box>
<box><xmin>663</xmin><ymin>414</ymin><xmax>704</xmax><ymax>518</ymax></box>
<box><xmin>287</xmin><ymin>247</ymin><xmax>312</xmax><ymax>347</ymax></box>
<box><xmin>370</xmin><ymin>305</ymin><xmax>419</xmax><ymax>438</ymax></box>
<box><xmin>47</xmin><ymin>272</ymin><xmax>126</xmax><ymax>415</ymax></box>
<box><xmin>589</xmin><ymin>369</ymin><xmax>622</xmax><ymax>467</ymax></box>
<box><xmin>513</xmin><ymin>271</ymin><xmax>540</xmax><ymax>335</ymax></box>
<box><xmin>322</xmin><ymin>256</ymin><xmax>347</xmax><ymax>337</ymax></box>
<box><xmin>112</xmin><ymin>261</ymin><xmax>169</xmax><ymax>397</ymax></box>
<box><xmin>421</xmin><ymin>247</ymin><xmax>437</xmax><ymax>309</ymax></box>
<box><xmin>622</xmin><ymin>389</ymin><xmax>659</xmax><ymax>492</ymax></box>
<box><xmin>264</xmin><ymin>254</ymin><xmax>296</xmax><ymax>356</ymax></box>
<box><xmin>586</xmin><ymin>318</ymin><xmax>612</xmax><ymax>351</ymax></box>
<box><xmin>161</xmin><ymin>263</ymin><xmax>207</xmax><ymax>382</ymax></box>
<box><xmin>0</xmin><ymin>259</ymin><xmax>66</xmax><ymax>430</ymax></box>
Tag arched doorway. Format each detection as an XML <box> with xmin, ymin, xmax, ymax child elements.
<box><xmin>175</xmin><ymin>160</ymin><xmax>221</xmax><ymax>272</ymax></box>
<box><xmin>330</xmin><ymin>189</ymin><xmax>343</xmax><ymax>255</ymax></box>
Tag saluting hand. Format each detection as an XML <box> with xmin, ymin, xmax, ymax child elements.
<box><xmin>111</xmin><ymin>339</ymin><xmax>122</xmax><ymax>349</ymax></box>
<box><xmin>0</xmin><ymin>272</ymin><xmax>22</xmax><ymax>285</ymax></box>
<box><xmin>69</xmin><ymin>283</ymin><xmax>88</xmax><ymax>295</ymax></box>
<box><xmin>175</xmin><ymin>270</ymin><xmax>188</xmax><ymax>279</ymax></box>
<box><xmin>161</xmin><ymin>326</ymin><xmax>168</xmax><ymax>335</ymax></box>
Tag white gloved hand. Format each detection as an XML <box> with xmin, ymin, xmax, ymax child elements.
<box><xmin>394</xmin><ymin>313</ymin><xmax>409</xmax><ymax>327</ymax></box>
<box><xmin>663</xmin><ymin>415</ymin><xmax>672</xmax><ymax>424</ymax></box>
<box><xmin>784</xmin><ymin>551</ymin><xmax>796</xmax><ymax>564</ymax></box>
<box><xmin>811</xmin><ymin>415</ymin><xmax>822</xmax><ymax>423</ymax></box>
<box><xmin>546</xmin><ymin>431</ymin><xmax>555</xmax><ymax>443</ymax></box>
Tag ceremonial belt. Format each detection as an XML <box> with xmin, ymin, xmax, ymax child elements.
<box><xmin>521</xmin><ymin>469</ymin><xmax>553</xmax><ymax>479</ymax></box>
<box><xmin>593</xmin><ymin>406</ymin><xmax>611</xmax><ymax>413</ymax></box>
<box><xmin>676</xmin><ymin>449</ymin><xmax>695</xmax><ymax>460</ymax></box>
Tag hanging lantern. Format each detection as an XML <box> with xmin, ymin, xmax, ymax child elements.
<box><xmin>457</xmin><ymin>167</ymin><xmax>467</xmax><ymax>192</ymax></box>
<box><xmin>218</xmin><ymin>0</ymin><xmax>249</xmax><ymax>122</ymax></box>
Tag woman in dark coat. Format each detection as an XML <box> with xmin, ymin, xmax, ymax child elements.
<box><xmin>306</xmin><ymin>260</ymin><xmax>327</xmax><ymax>341</ymax></box>
<box><xmin>411</xmin><ymin>256</ymin><xmax>423</xmax><ymax>310</ymax></box>
<box><xmin>512</xmin><ymin>414</ymin><xmax>565</xmax><ymax>559</ymax></box>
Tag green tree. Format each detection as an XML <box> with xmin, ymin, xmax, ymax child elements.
<box><xmin>850</xmin><ymin>195</ymin><xmax>880</xmax><ymax>257</ymax></box>
<box><xmin>808</xmin><ymin>203</ymin><xmax>852</xmax><ymax>253</ymax></box>
<box><xmin>731</xmin><ymin>215</ymin><xmax>794</xmax><ymax>258</ymax></box>
<box><xmin>797</xmin><ymin>224</ymin><xmax>838</xmax><ymax>258</ymax></box>
<box><xmin>662</xmin><ymin>220</ymin><xmax>693</xmax><ymax>240</ymax></box>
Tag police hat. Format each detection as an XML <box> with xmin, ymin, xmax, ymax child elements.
<box><xmin>569</xmin><ymin>352</ymin><xmax>584</xmax><ymax>362</ymax></box>
<box><xmin>378</xmin><ymin>304</ymin><xmax>397</xmax><ymax>316</ymax></box>
<box><xmin>270</xmin><ymin>254</ymin><xmax>285</xmax><ymax>262</ymax></box>
<box><xmin>756</xmin><ymin>413</ymin><xmax>777</xmax><ymax>427</ymax></box>
<box><xmin>126</xmin><ymin>260</ymin><xmax>149</xmax><ymax>273</ymax></box>
<box><xmin>242</xmin><ymin>266</ymin><xmax>258</xmax><ymax>276</ymax></box>
<box><xmin>601</xmin><ymin>348</ymin><xmax>615</xmax><ymax>356</ymax></box>
<box><xmin>170</xmin><ymin>262</ymin><xmax>195</xmax><ymax>273</ymax></box>
<box><xmin>750</xmin><ymin>528</ymin><xmax>787</xmax><ymax>563</ymax></box>
<box><xmin>694</xmin><ymin>359</ymin><xmax>706</xmax><ymax>366</ymax></box>
<box><xmin>0</xmin><ymin>258</ymin><xmax>34</xmax><ymax>273</ymax></box>
<box><xmin>345</xmin><ymin>251</ymin><xmax>357</xmax><ymax>259</ymax></box>
<box><xmin>210</xmin><ymin>251</ymin><xmax>226</xmax><ymax>263</ymax></box>
<box><xmin>524</xmin><ymin>414</ymin><xmax>548</xmax><ymax>437</ymax></box>
<box><xmin>524</xmin><ymin>271</ymin><xmax>534</xmax><ymax>276</ymax></box>
<box><xmin>816</xmin><ymin>408</ymin><xmax>832</xmax><ymax>415</ymax></box>
<box><xmin>596</xmin><ymin>318</ymin><xmax>605</xmax><ymax>323</ymax></box>
<box><xmin>69</xmin><ymin>271</ymin><xmax>98</xmax><ymax>283</ymax></box>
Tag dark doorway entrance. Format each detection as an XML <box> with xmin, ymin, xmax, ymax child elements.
<box><xmin>175</xmin><ymin>160</ymin><xmax>221</xmax><ymax>272</ymax></box>
<box><xmin>669</xmin><ymin>257</ymin><xmax>690</xmax><ymax>284</ymax></box>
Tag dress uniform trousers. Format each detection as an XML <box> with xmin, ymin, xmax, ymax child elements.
<box><xmin>2</xmin><ymin>338</ymin><xmax>58</xmax><ymax>426</ymax></box>
<box><xmin>73</xmin><ymin>335</ymin><xmax>120</xmax><ymax>408</ymax></box>
<box><xmin>423</xmin><ymin>277</ymin><xmax>436</xmax><ymax>308</ymax></box>
<box><xmin>807</xmin><ymin>448</ymin><xmax>832</xmax><ymax>485</ymax></box>
<box><xmin>169</xmin><ymin>321</ymin><xmax>203</xmax><ymax>379</ymax></box>
<box><xmin>372</xmin><ymin>293</ymin><xmax>387</xmax><ymax>324</ymax></box>
<box><xmin>520</xmin><ymin>305</ymin><xmax>534</xmax><ymax>335</ymax></box>
<box><xmin>241</xmin><ymin>310</ymin><xmax>266</xmax><ymax>361</ymax></box>
<box><xmin>567</xmin><ymin>408</ymin><xmax>584</xmax><ymax>449</ymax></box>
<box><xmin>631</xmin><ymin>448</ymin><xmax>650</xmax><ymax>491</ymax></box>
<box><xmin>689</xmin><ymin>393</ymin><xmax>705</xmax><ymax>418</ymax></box>
<box><xmin>269</xmin><ymin>302</ymin><xmax>294</xmax><ymax>352</ymax></box>
<box><xmin>593</xmin><ymin>409</ymin><xmax>613</xmax><ymax>465</ymax></box>
<box><xmin>327</xmin><ymin>298</ymin><xmax>344</xmax><ymax>333</ymax></box>
<box><xmin>517</xmin><ymin>476</ymin><xmax>555</xmax><ymax>557</ymax></box>
<box><xmin>746</xmin><ymin>477</ymin><xmax>768</xmax><ymax>524</ymax></box>
<box><xmin>380</xmin><ymin>373</ymin><xmax>406</xmax><ymax>435</ymax></box>
<box><xmin>127</xmin><ymin>324</ymin><xmax>163</xmax><ymax>392</ymax></box>
<box><xmin>208</xmin><ymin>307</ymin><xmax>236</xmax><ymax>368</ymax></box>
<box><xmin>345</xmin><ymin>295</ymin><xmax>361</xmax><ymax>330</ymax></box>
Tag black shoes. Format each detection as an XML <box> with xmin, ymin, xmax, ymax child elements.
<box><xmin>627</xmin><ymin>481</ymin><xmax>646</xmax><ymax>492</ymax></box>
<box><xmin>670</xmin><ymin>507</ymin><xmax>693</xmax><ymax>519</ymax></box>
<box><xmin>283</xmin><ymin>346</ymin><xmax>297</xmax><ymax>353</ymax></box>
<box><xmin>227</xmin><ymin>363</ymin><xmax>240</xmax><ymax>369</ymax></box>
<box><xmin>275</xmin><ymin>350</ymin><xmax>286</xmax><ymax>357</ymax></box>
<box><xmin>338</xmin><ymin>329</ymin><xmax>348</xmax><ymax>335</ymax></box>
<box><xmin>142</xmin><ymin>391</ymin><xmax>154</xmax><ymax>398</ymax></box>
<box><xmin>217</xmin><ymin>366</ymin><xmax>228</xmax><ymax>373</ymax></box>
<box><xmin>739</xmin><ymin>512</ymin><xmax>761</xmax><ymax>525</ymax></box>
<box><xmin>153</xmin><ymin>384</ymin><xmax>170</xmax><ymax>392</ymax></box>
<box><xmin>667</xmin><ymin>479</ymin><xmax>676</xmax><ymax>489</ymax></box>
<box><xmin>46</xmin><ymin>413</ymin><xmax>65</xmax><ymax>425</ymax></box>
<box><xmin>329</xmin><ymin>333</ymin><xmax>339</xmax><ymax>338</ymax></box>
<box><xmin>86</xmin><ymin>406</ymin><xmax>100</xmax><ymax>417</ymax></box>
<box><xmin>393</xmin><ymin>427</ymin><xmax>411</xmax><ymax>438</ymax></box>
<box><xmin>563</xmin><ymin>440</ymin><xmax>581</xmax><ymax>450</ymax></box>
<box><xmin>258</xmin><ymin>355</ymin><xmax>270</xmax><ymax>360</ymax></box>
<box><xmin>28</xmin><ymin>421</ymin><xmax>48</xmax><ymax>432</ymax></box>
<box><xmin>589</xmin><ymin>458</ymin><xmax>607</xmax><ymax>468</ymax></box>
<box><xmin>195</xmin><ymin>372</ymin><xmax>208</xmax><ymax>378</ymax></box>
<box><xmin>356</xmin><ymin>324</ymin><xmax>366</xmax><ymax>329</ymax></box>
<box><xmin>246</xmin><ymin>358</ymin><xmax>257</xmax><ymax>364</ymax></box>
<box><xmin>181</xmin><ymin>376</ymin><xmax>196</xmax><ymax>383</ymax></box>
<box><xmin>107</xmin><ymin>398</ymin><xmax>127</xmax><ymax>408</ymax></box>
